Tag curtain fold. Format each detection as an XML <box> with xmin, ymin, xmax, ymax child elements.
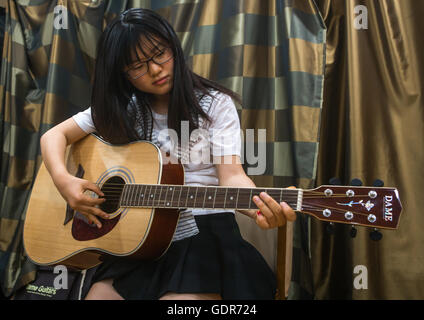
<box><xmin>0</xmin><ymin>0</ymin><xmax>325</xmax><ymax>298</ymax></box>
<box><xmin>313</xmin><ymin>0</ymin><xmax>424</xmax><ymax>299</ymax></box>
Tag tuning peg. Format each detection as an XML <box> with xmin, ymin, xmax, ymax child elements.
<box><xmin>372</xmin><ymin>179</ymin><xmax>384</xmax><ymax>187</ymax></box>
<box><xmin>329</xmin><ymin>177</ymin><xmax>341</xmax><ymax>185</ymax></box>
<box><xmin>350</xmin><ymin>178</ymin><xmax>363</xmax><ymax>186</ymax></box>
<box><xmin>350</xmin><ymin>226</ymin><xmax>357</xmax><ymax>238</ymax></box>
<box><xmin>326</xmin><ymin>222</ymin><xmax>335</xmax><ymax>235</ymax></box>
<box><xmin>370</xmin><ymin>228</ymin><xmax>383</xmax><ymax>241</ymax></box>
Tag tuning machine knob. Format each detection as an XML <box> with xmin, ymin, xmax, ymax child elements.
<box><xmin>350</xmin><ymin>226</ymin><xmax>357</xmax><ymax>238</ymax></box>
<box><xmin>326</xmin><ymin>222</ymin><xmax>335</xmax><ymax>235</ymax></box>
<box><xmin>350</xmin><ymin>178</ymin><xmax>363</xmax><ymax>186</ymax></box>
<box><xmin>372</xmin><ymin>179</ymin><xmax>384</xmax><ymax>187</ymax></box>
<box><xmin>329</xmin><ymin>177</ymin><xmax>341</xmax><ymax>186</ymax></box>
<box><xmin>370</xmin><ymin>228</ymin><xmax>383</xmax><ymax>241</ymax></box>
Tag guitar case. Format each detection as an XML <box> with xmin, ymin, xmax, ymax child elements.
<box><xmin>12</xmin><ymin>266</ymin><xmax>98</xmax><ymax>300</ymax></box>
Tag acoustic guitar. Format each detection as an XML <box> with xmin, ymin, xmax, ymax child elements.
<box><xmin>23</xmin><ymin>134</ymin><xmax>402</xmax><ymax>270</ymax></box>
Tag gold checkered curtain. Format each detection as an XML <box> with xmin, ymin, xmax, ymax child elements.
<box><xmin>0</xmin><ymin>0</ymin><xmax>325</xmax><ymax>298</ymax></box>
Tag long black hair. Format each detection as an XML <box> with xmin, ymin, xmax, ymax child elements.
<box><xmin>91</xmin><ymin>8</ymin><xmax>242</xmax><ymax>145</ymax></box>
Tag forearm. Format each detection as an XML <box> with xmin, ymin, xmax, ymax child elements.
<box><xmin>40</xmin><ymin>130</ymin><xmax>71</xmax><ymax>183</ymax></box>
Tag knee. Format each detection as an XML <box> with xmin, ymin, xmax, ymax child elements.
<box><xmin>85</xmin><ymin>279</ymin><xmax>124</xmax><ymax>300</ymax></box>
<box><xmin>159</xmin><ymin>292</ymin><xmax>222</xmax><ymax>300</ymax></box>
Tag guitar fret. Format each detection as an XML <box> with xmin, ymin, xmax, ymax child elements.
<box><xmin>226</xmin><ymin>188</ymin><xmax>238</xmax><ymax>210</ymax></box>
<box><xmin>127</xmin><ymin>185</ymin><xmax>132</xmax><ymax>207</ymax></box>
<box><xmin>141</xmin><ymin>185</ymin><xmax>148</xmax><ymax>207</ymax></box>
<box><xmin>156</xmin><ymin>185</ymin><xmax>161</xmax><ymax>206</ymax></box>
<box><xmin>224</xmin><ymin>188</ymin><xmax>228</xmax><ymax>209</ymax></box>
<box><xmin>268</xmin><ymin>189</ymin><xmax>281</xmax><ymax>205</ymax></box>
<box><xmin>154</xmin><ymin>185</ymin><xmax>160</xmax><ymax>206</ymax></box>
<box><xmin>118</xmin><ymin>185</ymin><xmax>124</xmax><ymax>206</ymax></box>
<box><xmin>137</xmin><ymin>185</ymin><xmax>142</xmax><ymax>206</ymax></box>
<box><xmin>214</xmin><ymin>188</ymin><xmax>227</xmax><ymax>209</ymax></box>
<box><xmin>185</xmin><ymin>186</ymin><xmax>190</xmax><ymax>207</ymax></box>
<box><xmin>177</xmin><ymin>186</ymin><xmax>182</xmax><ymax>208</ymax></box>
<box><xmin>168</xmin><ymin>186</ymin><xmax>173</xmax><ymax>207</ymax></box>
<box><xmin>233</xmin><ymin>188</ymin><xmax>250</xmax><ymax>210</ymax></box>
<box><xmin>133</xmin><ymin>185</ymin><xmax>138</xmax><ymax>207</ymax></box>
<box><xmin>121</xmin><ymin>184</ymin><xmax>127</xmax><ymax>206</ymax></box>
<box><xmin>205</xmin><ymin>187</ymin><xmax>215</xmax><ymax>209</ymax></box>
<box><xmin>139</xmin><ymin>185</ymin><xmax>144</xmax><ymax>206</ymax></box>
<box><xmin>158</xmin><ymin>185</ymin><xmax>163</xmax><ymax>206</ymax></box>
<box><xmin>195</xmin><ymin>187</ymin><xmax>198</xmax><ymax>207</ymax></box>
<box><xmin>186</xmin><ymin>186</ymin><xmax>196</xmax><ymax>208</ymax></box>
<box><xmin>202</xmin><ymin>187</ymin><xmax>207</xmax><ymax>209</ymax></box>
<box><xmin>179</xmin><ymin>186</ymin><xmax>188</xmax><ymax>209</ymax></box>
<box><xmin>125</xmin><ymin>184</ymin><xmax>131</xmax><ymax>206</ymax></box>
<box><xmin>154</xmin><ymin>185</ymin><xmax>159</xmax><ymax>206</ymax></box>
<box><xmin>141</xmin><ymin>185</ymin><xmax>146</xmax><ymax>207</ymax></box>
<box><xmin>144</xmin><ymin>185</ymin><xmax>150</xmax><ymax>207</ymax></box>
<box><xmin>119</xmin><ymin>185</ymin><xmax>125</xmax><ymax>206</ymax></box>
<box><xmin>146</xmin><ymin>185</ymin><xmax>153</xmax><ymax>207</ymax></box>
<box><xmin>125</xmin><ymin>185</ymin><xmax>130</xmax><ymax>207</ymax></box>
<box><xmin>145</xmin><ymin>185</ymin><xmax>150</xmax><ymax>207</ymax></box>
<box><xmin>163</xmin><ymin>186</ymin><xmax>168</xmax><ymax>206</ymax></box>
<box><xmin>132</xmin><ymin>185</ymin><xmax>137</xmax><ymax>207</ymax></box>
<box><xmin>134</xmin><ymin>184</ymin><xmax>139</xmax><ymax>207</ymax></box>
<box><xmin>248</xmin><ymin>189</ymin><xmax>252</xmax><ymax>209</ymax></box>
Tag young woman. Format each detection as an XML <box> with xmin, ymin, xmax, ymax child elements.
<box><xmin>40</xmin><ymin>8</ymin><xmax>296</xmax><ymax>300</ymax></box>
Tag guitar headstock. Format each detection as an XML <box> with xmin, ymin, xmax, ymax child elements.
<box><xmin>301</xmin><ymin>185</ymin><xmax>402</xmax><ymax>229</ymax></box>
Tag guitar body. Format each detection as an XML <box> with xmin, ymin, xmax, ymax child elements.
<box><xmin>23</xmin><ymin>134</ymin><xmax>183</xmax><ymax>270</ymax></box>
<box><xmin>23</xmin><ymin>135</ymin><xmax>403</xmax><ymax>270</ymax></box>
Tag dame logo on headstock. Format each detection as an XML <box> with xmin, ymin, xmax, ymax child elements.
<box><xmin>384</xmin><ymin>196</ymin><xmax>393</xmax><ymax>221</ymax></box>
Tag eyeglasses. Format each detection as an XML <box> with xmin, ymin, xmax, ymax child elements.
<box><xmin>126</xmin><ymin>47</ymin><xmax>173</xmax><ymax>80</ymax></box>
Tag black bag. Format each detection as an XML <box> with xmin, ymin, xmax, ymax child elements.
<box><xmin>13</xmin><ymin>266</ymin><xmax>98</xmax><ymax>300</ymax></box>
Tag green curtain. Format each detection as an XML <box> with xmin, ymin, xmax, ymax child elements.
<box><xmin>312</xmin><ymin>0</ymin><xmax>424</xmax><ymax>299</ymax></box>
<box><xmin>0</xmin><ymin>0</ymin><xmax>324</xmax><ymax>298</ymax></box>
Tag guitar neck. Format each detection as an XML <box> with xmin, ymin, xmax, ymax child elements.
<box><xmin>120</xmin><ymin>184</ymin><xmax>303</xmax><ymax>211</ymax></box>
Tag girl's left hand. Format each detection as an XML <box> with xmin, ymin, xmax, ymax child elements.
<box><xmin>252</xmin><ymin>191</ymin><xmax>297</xmax><ymax>229</ymax></box>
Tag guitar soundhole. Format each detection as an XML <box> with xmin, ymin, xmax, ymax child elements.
<box><xmin>99</xmin><ymin>176</ymin><xmax>125</xmax><ymax>214</ymax></box>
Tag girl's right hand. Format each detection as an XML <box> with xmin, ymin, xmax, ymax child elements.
<box><xmin>54</xmin><ymin>173</ymin><xmax>109</xmax><ymax>228</ymax></box>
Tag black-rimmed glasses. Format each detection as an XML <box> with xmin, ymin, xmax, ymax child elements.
<box><xmin>126</xmin><ymin>47</ymin><xmax>173</xmax><ymax>80</ymax></box>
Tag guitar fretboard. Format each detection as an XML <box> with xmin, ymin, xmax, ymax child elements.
<box><xmin>119</xmin><ymin>184</ymin><xmax>302</xmax><ymax>210</ymax></box>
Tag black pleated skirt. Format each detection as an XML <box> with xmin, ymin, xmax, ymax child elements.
<box><xmin>92</xmin><ymin>213</ymin><xmax>277</xmax><ymax>300</ymax></box>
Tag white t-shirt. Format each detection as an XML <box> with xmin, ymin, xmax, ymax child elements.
<box><xmin>72</xmin><ymin>90</ymin><xmax>242</xmax><ymax>240</ymax></box>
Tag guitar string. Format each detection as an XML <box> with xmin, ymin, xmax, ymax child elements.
<box><xmin>94</xmin><ymin>188</ymin><xmax>376</xmax><ymax>201</ymax></box>
<box><xmin>95</xmin><ymin>182</ymin><xmax>385</xmax><ymax>193</ymax></box>
<box><xmin>99</xmin><ymin>202</ymin><xmax>376</xmax><ymax>224</ymax></box>
<box><xmin>94</xmin><ymin>185</ymin><xmax>377</xmax><ymax>195</ymax></box>
<box><xmin>96</xmin><ymin>195</ymin><xmax>373</xmax><ymax>219</ymax></box>
<box><xmin>94</xmin><ymin>195</ymin><xmax>379</xmax><ymax>216</ymax></box>
<box><xmin>94</xmin><ymin>182</ymin><xmax>388</xmax><ymax>198</ymax></box>
<box><xmin>93</xmin><ymin>191</ymin><xmax>376</xmax><ymax>205</ymax></box>
<box><xmin>96</xmin><ymin>184</ymin><xmax>382</xmax><ymax>195</ymax></box>
<box><xmin>89</xmin><ymin>185</ymin><xmax>382</xmax><ymax>219</ymax></box>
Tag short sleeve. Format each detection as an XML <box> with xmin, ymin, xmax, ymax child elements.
<box><xmin>207</xmin><ymin>93</ymin><xmax>241</xmax><ymax>157</ymax></box>
<box><xmin>72</xmin><ymin>107</ymin><xmax>96</xmax><ymax>133</ymax></box>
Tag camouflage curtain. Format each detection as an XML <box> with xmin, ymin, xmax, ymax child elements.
<box><xmin>0</xmin><ymin>0</ymin><xmax>325</xmax><ymax>298</ymax></box>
